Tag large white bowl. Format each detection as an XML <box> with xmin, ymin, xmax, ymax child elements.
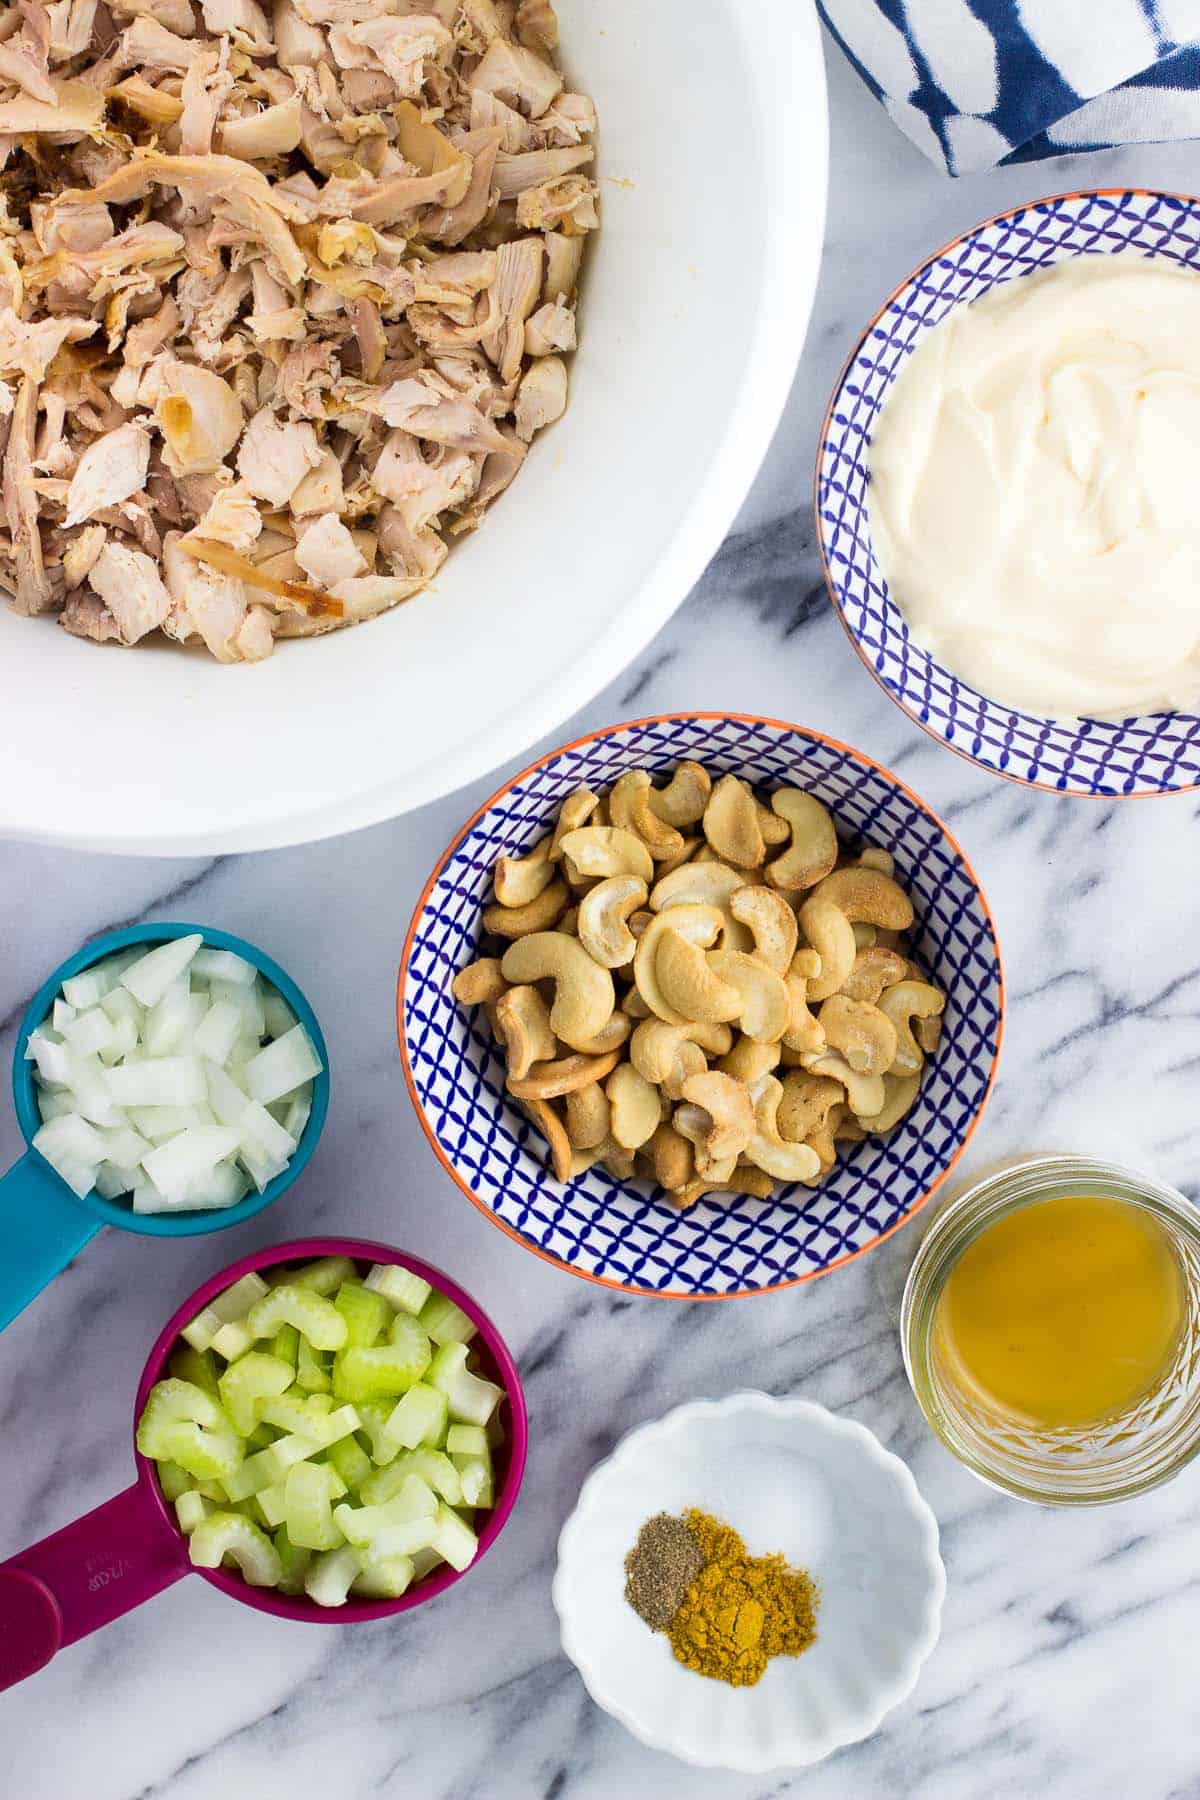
<box><xmin>1</xmin><ymin>2</ymin><xmax>828</xmax><ymax>854</ymax></box>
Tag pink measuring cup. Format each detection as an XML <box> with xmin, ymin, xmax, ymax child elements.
<box><xmin>0</xmin><ymin>1236</ymin><xmax>528</xmax><ymax>1690</ymax></box>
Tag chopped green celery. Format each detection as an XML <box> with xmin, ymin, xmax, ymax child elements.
<box><xmin>257</xmin><ymin>1482</ymin><xmax>289</xmax><ymax>1529</ymax></box>
<box><xmin>271</xmin><ymin>1322</ymin><xmax>301</xmax><ymax>1367</ymax></box>
<box><xmin>352</xmin><ymin>1554</ymin><xmax>414</xmax><ymax>1600</ymax></box>
<box><xmin>245</xmin><ymin>1423</ymin><xmax>276</xmax><ymax>1452</ymax></box>
<box><xmin>223</xmin><ymin>1432</ymin><xmax>318</xmax><ymax>1502</ymax></box>
<box><xmin>181</xmin><ymin>1273</ymin><xmax>269</xmax><ymax>1351</ymax></box>
<box><xmin>136</xmin><ymin>1379</ymin><xmax>243</xmax><ymax>1481</ymax></box>
<box><xmin>258</xmin><ymin>1398</ymin><xmax>359</xmax><ymax>1450</ymax></box>
<box><xmin>174</xmin><ymin>1490</ymin><xmax>208</xmax><ymax>1534</ymax></box>
<box><xmin>361</xmin><ymin>1450</ymin><xmax>460</xmax><ymax>1508</ymax></box>
<box><xmin>274</xmin><ymin>1524</ymin><xmax>310</xmax><ymax>1595</ymax></box>
<box><xmin>363</xmin><ymin>1264</ymin><xmax>432</xmax><ymax>1317</ymax></box>
<box><xmin>168</xmin><ymin>1344</ymin><xmax>221</xmax><ymax>1399</ymax></box>
<box><xmin>380</xmin><ymin>1382</ymin><xmax>447</xmax><ymax>1455</ymax></box>
<box><xmin>410</xmin><ymin>1546</ymin><xmax>446</xmax><ymax>1582</ymax></box>
<box><xmin>429</xmin><ymin>1502</ymin><xmax>478</xmax><ymax>1573</ymax></box>
<box><xmin>334</xmin><ymin>1476</ymin><xmax>438</xmax><ymax>1556</ymax></box>
<box><xmin>285</xmin><ymin>1256</ymin><xmax>356</xmax><ymax>1295</ymax></box>
<box><xmin>260</xmin><ymin>1392</ymin><xmax>337</xmax><ymax>1437</ymax></box>
<box><xmin>445</xmin><ymin>1424</ymin><xmax>488</xmax><ymax>1457</ymax></box>
<box><xmin>156</xmin><ymin>1460</ymin><xmax>192</xmax><ymax>1502</ymax></box>
<box><xmin>354</xmin><ymin>1401</ymin><xmax>398</xmax><ymax>1465</ymax></box>
<box><xmin>233</xmin><ymin>1495</ymin><xmax>271</xmax><ymax>1529</ymax></box>
<box><xmin>247</xmin><ymin>1285</ymin><xmax>348</xmax><ymax>1352</ymax></box>
<box><xmin>188</xmin><ymin>1511</ymin><xmax>282</xmax><ymax>1587</ymax></box>
<box><xmin>304</xmin><ymin>1546</ymin><xmax>361</xmax><ymax>1609</ymax></box>
<box><xmin>334</xmin><ymin>1280</ymin><xmax>390</xmax><ymax>1349</ymax></box>
<box><xmin>210</xmin><ymin>1320</ymin><xmax>256</xmax><ymax>1363</ymax></box>
<box><xmin>295</xmin><ymin>1337</ymin><xmax>332</xmax><ymax>1393</ymax></box>
<box><xmin>193</xmin><ymin>1479</ymin><xmax>228</xmax><ymax>1502</ymax></box>
<box><xmin>428</xmin><ymin>1342</ymin><xmax>504</xmax><ymax>1428</ymax></box>
<box><xmin>417</xmin><ymin>1291</ymin><xmax>477</xmax><ymax>1348</ymax></box>
<box><xmin>453</xmin><ymin>1455</ymin><xmax>493</xmax><ymax>1509</ymax></box>
<box><xmin>326</xmin><ymin>1434</ymin><xmax>373</xmax><ymax>1492</ymax></box>
<box><xmin>284</xmin><ymin>1461</ymin><xmax>346</xmax><ymax>1550</ymax></box>
<box><xmin>333</xmin><ymin>1319</ymin><xmax>431</xmax><ymax>1403</ymax></box>
<box><xmin>218</xmin><ymin>1352</ymin><xmax>294</xmax><ymax>1435</ymax></box>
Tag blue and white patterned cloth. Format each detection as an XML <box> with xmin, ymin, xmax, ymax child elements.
<box><xmin>819</xmin><ymin>0</ymin><xmax>1200</xmax><ymax>174</ymax></box>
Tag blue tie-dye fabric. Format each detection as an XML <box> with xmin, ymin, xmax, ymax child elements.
<box><xmin>819</xmin><ymin>0</ymin><xmax>1200</xmax><ymax>175</ymax></box>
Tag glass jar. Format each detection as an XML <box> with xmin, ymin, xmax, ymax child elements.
<box><xmin>901</xmin><ymin>1155</ymin><xmax>1200</xmax><ymax>1505</ymax></box>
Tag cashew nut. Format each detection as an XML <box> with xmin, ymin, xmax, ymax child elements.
<box><xmin>654</xmin><ymin>836</ymin><xmax>701</xmax><ymax>879</ymax></box>
<box><xmin>742</xmin><ymin>1075</ymin><xmax>822</xmax><ymax>1183</ymax></box>
<box><xmin>519</xmin><ymin>1096</ymin><xmax>572</xmax><ymax>1183</ymax></box>
<box><xmin>571</xmin><ymin>1010</ymin><xmax>632</xmax><ymax>1056</ymax></box>
<box><xmin>706</xmin><ymin>949</ymin><xmax>791</xmax><ymax>1044</ymax></box>
<box><xmin>860</xmin><ymin>1071</ymin><xmax>922</xmax><ymax>1134</ymax></box>
<box><xmin>565</xmin><ymin>1081</ymin><xmax>609</xmax><ymax>1150</ymax></box>
<box><xmin>766</xmin><ymin>791</ymin><xmax>838</xmax><ymax>892</ymax></box>
<box><xmin>702</xmin><ymin>774</ymin><xmax>765</xmax><ymax>869</ymax></box>
<box><xmin>501</xmin><ymin>932</ymin><xmax>616</xmax><ymax>1052</ymax></box>
<box><xmin>649</xmin><ymin>760</ymin><xmax>711</xmax><ymax>827</ymax></box>
<box><xmin>605</xmin><ymin>1062</ymin><xmax>662</xmax><ymax>1149</ymax></box>
<box><xmin>493</xmin><ymin>984</ymin><xmax>557</xmax><ymax>1081</ymax></box>
<box><xmin>798</xmin><ymin>896</ymin><xmax>857</xmax><ymax>1001</ymax></box>
<box><xmin>558</xmin><ymin>825</ymin><xmax>654</xmax><ymax>884</ymax></box>
<box><xmin>507</xmin><ymin>1048</ymin><xmax>621</xmax><ymax>1100</ymax></box>
<box><xmin>451</xmin><ymin>957</ymin><xmax>507</xmax><ymax>1006</ymax></box>
<box><xmin>810</xmin><ymin>866</ymin><xmax>914</xmax><ymax>932</ymax></box>
<box><xmin>632</xmin><ymin>904</ymin><xmax>726</xmax><ymax>1024</ymax></box>
<box><xmin>645</xmin><ymin>1119</ymin><xmax>694</xmax><ymax>1191</ymax></box>
<box><xmin>782</xmin><ymin>956</ymin><xmax>825</xmax><ymax>1056</ymax></box>
<box><xmin>608</xmin><ymin>771</ymin><xmax>686</xmax><ymax>862</ymax></box>
<box><xmin>840</xmin><ymin>947</ymin><xmax>908</xmax><ymax>1004</ymax></box>
<box><xmin>630</xmin><ymin>1019</ymin><xmax>707</xmax><ymax>1100</ymax></box>
<box><xmin>679</xmin><ymin>1071</ymin><xmax>755</xmax><ymax>1168</ymax></box>
<box><xmin>549</xmin><ymin>789</ymin><xmax>599</xmax><ymax>861</ymax></box>
<box><xmin>650</xmin><ymin>859</ymin><xmax>753</xmax><ymax>953</ymax></box>
<box><xmin>858</xmin><ymin>846</ymin><xmax>895</xmax><ymax>877</ymax></box>
<box><xmin>916</xmin><ymin>1014</ymin><xmax>943</xmax><ymax>1055</ymax></box>
<box><xmin>622</xmin><ymin>985</ymin><xmax>652</xmax><ymax>1019</ymax></box>
<box><xmin>482</xmin><ymin>878</ymin><xmax>570</xmax><ymax>939</ymax></box>
<box><xmin>878</xmin><ymin>980</ymin><xmax>945</xmax><ymax>1076</ymax></box>
<box><xmin>672</xmin><ymin>1104</ymin><xmax>738</xmax><ymax>1184</ymax></box>
<box><xmin>756</xmin><ymin>800</ymin><xmax>790</xmax><ymax>847</ymax></box>
<box><xmin>853</xmin><ymin>922</ymin><xmax>877</xmax><ymax>949</ymax></box>
<box><xmin>493</xmin><ymin>835</ymin><xmax>554</xmax><ymax>908</ymax></box>
<box><xmin>729</xmin><ymin>886</ymin><xmax>798</xmax><ymax>971</ymax></box>
<box><xmin>718</xmin><ymin>1037</ymin><xmax>781</xmax><ymax>1084</ymax></box>
<box><xmin>656</xmin><ymin>928</ymin><xmax>743</xmax><ymax>1026</ymax></box>
<box><xmin>817</xmin><ymin>994</ymin><xmax>898</xmax><ymax>1076</ymax></box>
<box><xmin>801</xmin><ymin>1050</ymin><xmax>886</xmax><ymax>1119</ymax></box>
<box><xmin>777</xmin><ymin>1072</ymin><xmax>844</xmax><ymax>1144</ymax></box>
<box><xmin>577</xmin><ymin>874</ymin><xmax>648</xmax><ymax>969</ymax></box>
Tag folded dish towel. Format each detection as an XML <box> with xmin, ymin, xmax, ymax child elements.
<box><xmin>819</xmin><ymin>0</ymin><xmax>1200</xmax><ymax>175</ymax></box>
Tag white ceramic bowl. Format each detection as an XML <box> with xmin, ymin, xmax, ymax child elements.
<box><xmin>0</xmin><ymin>1</ymin><xmax>828</xmax><ymax>855</ymax></box>
<box><xmin>553</xmin><ymin>1393</ymin><xmax>945</xmax><ymax>1771</ymax></box>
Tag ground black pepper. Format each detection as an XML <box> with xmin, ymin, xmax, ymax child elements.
<box><xmin>623</xmin><ymin>1511</ymin><xmax>704</xmax><ymax>1631</ymax></box>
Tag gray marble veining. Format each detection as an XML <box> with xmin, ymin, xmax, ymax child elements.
<box><xmin>5</xmin><ymin>33</ymin><xmax>1200</xmax><ymax>1800</ymax></box>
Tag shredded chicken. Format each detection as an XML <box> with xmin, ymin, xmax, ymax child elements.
<box><xmin>0</xmin><ymin>0</ymin><xmax>594</xmax><ymax>660</ymax></box>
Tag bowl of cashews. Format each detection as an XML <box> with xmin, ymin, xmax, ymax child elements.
<box><xmin>398</xmin><ymin>713</ymin><xmax>1004</xmax><ymax>1300</ymax></box>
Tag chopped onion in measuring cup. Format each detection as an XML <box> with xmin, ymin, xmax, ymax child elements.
<box><xmin>27</xmin><ymin>935</ymin><xmax>320</xmax><ymax>1212</ymax></box>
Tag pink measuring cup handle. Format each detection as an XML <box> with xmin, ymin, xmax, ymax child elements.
<box><xmin>0</xmin><ymin>1480</ymin><xmax>188</xmax><ymax>1691</ymax></box>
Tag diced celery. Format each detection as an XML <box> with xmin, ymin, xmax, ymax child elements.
<box><xmin>429</xmin><ymin>1502</ymin><xmax>478</xmax><ymax>1573</ymax></box>
<box><xmin>121</xmin><ymin>934</ymin><xmax>203</xmax><ymax>1008</ymax></box>
<box><xmin>244</xmin><ymin>1025</ymin><xmax>322</xmax><ymax>1106</ymax></box>
<box><xmin>210</xmin><ymin>1320</ymin><xmax>256</xmax><ymax>1363</ymax></box>
<box><xmin>334</xmin><ymin>1281</ymin><xmax>390</xmax><ymax>1350</ymax></box>
<box><xmin>168</xmin><ymin>1344</ymin><xmax>221</xmax><ymax>1399</ymax></box>
<box><xmin>181</xmin><ymin>1273</ymin><xmax>270</xmax><ymax>1352</ymax></box>
<box><xmin>326</xmin><ymin>1434</ymin><xmax>373</xmax><ymax>1492</ymax></box>
<box><xmin>193</xmin><ymin>1000</ymin><xmax>243</xmax><ymax>1066</ymax></box>
<box><xmin>410</xmin><ymin>1547</ymin><xmax>446</xmax><ymax>1582</ymax></box>
<box><xmin>192</xmin><ymin>946</ymin><xmax>257</xmax><ymax>985</ymax></box>
<box><xmin>445</xmin><ymin>1424</ymin><xmax>488</xmax><ymax>1457</ymax></box>
<box><xmin>305</xmin><ymin>1546</ymin><xmax>361</xmax><ymax>1608</ymax></box>
<box><xmin>223</xmin><ymin>1432</ymin><xmax>318</xmax><ymax>1502</ymax></box>
<box><xmin>361</xmin><ymin>1450</ymin><xmax>461</xmax><ymax>1508</ymax></box>
<box><xmin>257</xmin><ymin>1482</ymin><xmax>289</xmax><ymax>1529</ymax></box>
<box><xmin>188</xmin><ymin>1511</ymin><xmax>282</xmax><ymax>1586</ymax></box>
<box><xmin>274</xmin><ymin>1524</ymin><xmax>311</xmax><ymax>1595</ymax></box>
<box><xmin>417</xmin><ymin>1292</ymin><xmax>477</xmax><ymax>1348</ymax></box>
<box><xmin>258</xmin><ymin>1397</ymin><xmax>358</xmax><ymax>1449</ymax></box>
<box><xmin>271</xmin><ymin>1323</ymin><xmax>300</xmax><ymax>1368</ymax></box>
<box><xmin>245</xmin><ymin>1423</ymin><xmax>275</xmax><ymax>1452</ymax></box>
<box><xmin>355</xmin><ymin>1401</ymin><xmax>399</xmax><ymax>1466</ymax></box>
<box><xmin>363</xmin><ymin>1264</ymin><xmax>431</xmax><ymax>1317</ymax></box>
<box><xmin>106</xmin><ymin>1057</ymin><xmax>206</xmax><ymax>1108</ymax></box>
<box><xmin>284</xmin><ymin>1256</ymin><xmax>357</xmax><ymax>1295</ymax></box>
<box><xmin>62</xmin><ymin>1006</ymin><xmax>117</xmax><ymax>1059</ymax></box>
<box><xmin>352</xmin><ymin>1554</ymin><xmax>414</xmax><ymax>1600</ymax></box>
<box><xmin>218</xmin><ymin>1352</ymin><xmax>294</xmax><ymax>1435</ymax></box>
<box><xmin>334</xmin><ymin>1475</ymin><xmax>437</xmax><ymax>1555</ymax></box>
<box><xmin>233</xmin><ymin>1494</ymin><xmax>271</xmax><ymax>1530</ymax></box>
<box><xmin>295</xmin><ymin>1337</ymin><xmax>332</xmax><ymax>1393</ymax></box>
<box><xmin>175</xmin><ymin>1490</ymin><xmax>208</xmax><ymax>1535</ymax></box>
<box><xmin>380</xmin><ymin>1383</ymin><xmax>447</xmax><ymax>1455</ymax></box>
<box><xmin>193</xmin><ymin>1480</ymin><xmax>228</xmax><ymax>1502</ymax></box>
<box><xmin>333</xmin><ymin>1334</ymin><xmax>433</xmax><ymax>1404</ymax></box>
<box><xmin>453</xmin><ymin>1455</ymin><xmax>493</xmax><ymax>1509</ymax></box>
<box><xmin>143</xmin><ymin>977</ymin><xmax>193</xmax><ymax>1057</ymax></box>
<box><xmin>428</xmin><ymin>1342</ymin><xmax>504</xmax><ymax>1428</ymax></box>
<box><xmin>136</xmin><ymin>1379</ymin><xmax>243</xmax><ymax>1481</ymax></box>
<box><xmin>284</xmin><ymin>1462</ymin><xmax>346</xmax><ymax>1551</ymax></box>
<box><xmin>156</xmin><ymin>1460</ymin><xmax>192</xmax><ymax>1502</ymax></box>
<box><xmin>247</xmin><ymin>1285</ymin><xmax>347</xmax><ymax>1352</ymax></box>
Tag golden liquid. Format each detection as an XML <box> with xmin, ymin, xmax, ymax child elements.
<box><xmin>932</xmin><ymin>1194</ymin><xmax>1185</xmax><ymax>1430</ymax></box>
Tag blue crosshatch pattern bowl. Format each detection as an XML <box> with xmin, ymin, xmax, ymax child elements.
<box><xmin>398</xmin><ymin>715</ymin><xmax>1004</xmax><ymax>1300</ymax></box>
<box><xmin>817</xmin><ymin>188</ymin><xmax>1200</xmax><ymax>798</ymax></box>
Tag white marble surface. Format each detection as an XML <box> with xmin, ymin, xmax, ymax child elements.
<box><xmin>5</xmin><ymin>33</ymin><xmax>1200</xmax><ymax>1800</ymax></box>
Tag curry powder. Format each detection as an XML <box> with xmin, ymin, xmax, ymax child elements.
<box><xmin>666</xmin><ymin>1508</ymin><xmax>819</xmax><ymax>1688</ymax></box>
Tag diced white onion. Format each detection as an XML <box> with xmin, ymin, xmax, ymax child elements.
<box><xmin>52</xmin><ymin>999</ymin><xmax>77</xmax><ymax>1031</ymax></box>
<box><xmin>120</xmin><ymin>933</ymin><xmax>204</xmax><ymax>1008</ymax></box>
<box><xmin>192</xmin><ymin>947</ymin><xmax>257</xmax><ymax>985</ymax></box>
<box><xmin>141</xmin><ymin>1126</ymin><xmax>244</xmax><ymax>1202</ymax></box>
<box><xmin>105</xmin><ymin>1056</ymin><xmax>206</xmax><ymax>1107</ymax></box>
<box><xmin>144</xmin><ymin>977</ymin><xmax>194</xmax><ymax>1057</ymax></box>
<box><xmin>263</xmin><ymin>991</ymin><xmax>297</xmax><ymax>1039</ymax></box>
<box><xmin>193</xmin><ymin>1000</ymin><xmax>242</xmax><ymax>1065</ymax></box>
<box><xmin>62</xmin><ymin>1006</ymin><xmax>117</xmax><ymax>1059</ymax></box>
<box><xmin>244</xmin><ymin>1025</ymin><xmax>322</xmax><ymax>1106</ymax></box>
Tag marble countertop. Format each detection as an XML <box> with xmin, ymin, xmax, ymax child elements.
<box><xmin>5</xmin><ymin>33</ymin><xmax>1200</xmax><ymax>1800</ymax></box>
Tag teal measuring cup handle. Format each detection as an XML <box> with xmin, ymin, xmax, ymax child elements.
<box><xmin>0</xmin><ymin>1152</ymin><xmax>102</xmax><ymax>1331</ymax></box>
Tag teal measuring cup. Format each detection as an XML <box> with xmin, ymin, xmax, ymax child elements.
<box><xmin>1</xmin><ymin>923</ymin><xmax>330</xmax><ymax>1332</ymax></box>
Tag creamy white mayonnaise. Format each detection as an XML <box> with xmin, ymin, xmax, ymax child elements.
<box><xmin>867</xmin><ymin>251</ymin><xmax>1200</xmax><ymax>719</ymax></box>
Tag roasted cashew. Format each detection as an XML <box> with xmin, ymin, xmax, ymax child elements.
<box><xmin>878</xmin><ymin>980</ymin><xmax>945</xmax><ymax>1076</ymax></box>
<box><xmin>916</xmin><ymin>1013</ymin><xmax>943</xmax><ymax>1055</ymax></box>
<box><xmin>755</xmin><ymin>800</ymin><xmax>790</xmax><ymax>847</ymax></box>
<box><xmin>718</xmin><ymin>1037</ymin><xmax>781</xmax><ymax>1084</ymax></box>
<box><xmin>645</xmin><ymin>1119</ymin><xmax>694</xmax><ymax>1191</ymax></box>
<box><xmin>782</xmin><ymin>957</ymin><xmax>826</xmax><ymax>1056</ymax></box>
<box><xmin>817</xmin><ymin>994</ymin><xmax>898</xmax><ymax>1076</ymax></box>
<box><xmin>653</xmin><ymin>837</ymin><xmax>701</xmax><ymax>880</ymax></box>
<box><xmin>501</xmin><ymin>932</ymin><xmax>616</xmax><ymax>1051</ymax></box>
<box><xmin>702</xmin><ymin>774</ymin><xmax>765</xmax><ymax>869</ymax></box>
<box><xmin>519</xmin><ymin>1096</ymin><xmax>572</xmax><ymax>1183</ymax></box>
<box><xmin>729</xmin><ymin>886</ymin><xmax>798</xmax><ymax>971</ymax></box>
<box><xmin>742</xmin><ymin>1075</ymin><xmax>822</xmax><ymax>1183</ymax></box>
<box><xmin>548</xmin><ymin>789</ymin><xmax>599</xmax><ymax>861</ymax></box>
<box><xmin>629</xmin><ymin>1019</ymin><xmax>706</xmax><ymax>1100</ymax></box>
<box><xmin>571</xmin><ymin>1010</ymin><xmax>632</xmax><ymax>1056</ymax></box>
<box><xmin>840</xmin><ymin>947</ymin><xmax>908</xmax><ymax>1004</ymax></box>
<box><xmin>451</xmin><ymin>957</ymin><xmax>507</xmax><ymax>1005</ymax></box>
<box><xmin>608</xmin><ymin>771</ymin><xmax>685</xmax><ymax>862</ymax></box>
<box><xmin>657</xmin><ymin>930</ymin><xmax>743</xmax><ymax>1025</ymax></box>
<box><xmin>558</xmin><ymin>825</ymin><xmax>654</xmax><ymax>883</ymax></box>
<box><xmin>858</xmin><ymin>847</ymin><xmax>895</xmax><ymax>878</ymax></box>
<box><xmin>777</xmin><ymin>1072</ymin><xmax>843</xmax><ymax>1144</ymax></box>
<box><xmin>649</xmin><ymin>860</ymin><xmax>753</xmax><ymax>954</ymax></box>
<box><xmin>577</xmin><ymin>874</ymin><xmax>648</xmax><ymax>969</ymax></box>
<box><xmin>622</xmin><ymin>985</ymin><xmax>652</xmax><ymax>1020</ymax></box>
<box><xmin>647</xmin><ymin>759</ymin><xmax>711</xmax><ymax>827</ymax></box>
<box><xmin>672</xmin><ymin>1104</ymin><xmax>738</xmax><ymax>1184</ymax></box>
<box><xmin>801</xmin><ymin>1049</ymin><xmax>886</xmax><ymax>1118</ymax></box>
<box><xmin>565</xmin><ymin>1081</ymin><xmax>610</xmax><ymax>1150</ymax></box>
<box><xmin>810</xmin><ymin>866</ymin><xmax>914</xmax><ymax>932</ymax></box>
<box><xmin>493</xmin><ymin>835</ymin><xmax>554</xmax><ymax>908</ymax></box>
<box><xmin>798</xmin><ymin>896</ymin><xmax>857</xmax><ymax>1001</ymax></box>
<box><xmin>482</xmin><ymin>878</ymin><xmax>569</xmax><ymax>939</ymax></box>
<box><xmin>679</xmin><ymin>1070</ymin><xmax>755</xmax><ymax>1168</ymax></box>
<box><xmin>605</xmin><ymin>1062</ymin><xmax>662</xmax><ymax>1149</ymax></box>
<box><xmin>632</xmin><ymin>904</ymin><xmax>726</xmax><ymax>1024</ymax></box>
<box><xmin>706</xmin><ymin>949</ymin><xmax>790</xmax><ymax>1044</ymax></box>
<box><xmin>766</xmin><ymin>790</ymin><xmax>838</xmax><ymax>892</ymax></box>
<box><xmin>860</xmin><ymin>1071</ymin><xmax>922</xmax><ymax>1134</ymax></box>
<box><xmin>493</xmin><ymin>985</ymin><xmax>557</xmax><ymax>1081</ymax></box>
<box><xmin>507</xmin><ymin>1048</ymin><xmax>621</xmax><ymax>1099</ymax></box>
<box><xmin>559</xmin><ymin>906</ymin><xmax>580</xmax><ymax>936</ymax></box>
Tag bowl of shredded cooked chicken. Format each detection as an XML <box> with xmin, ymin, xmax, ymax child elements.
<box><xmin>2</xmin><ymin>0</ymin><xmax>595</xmax><ymax>657</ymax></box>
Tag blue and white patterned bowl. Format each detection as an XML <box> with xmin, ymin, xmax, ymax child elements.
<box><xmin>398</xmin><ymin>715</ymin><xmax>1003</xmax><ymax>1300</ymax></box>
<box><xmin>817</xmin><ymin>188</ymin><xmax>1200</xmax><ymax>797</ymax></box>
